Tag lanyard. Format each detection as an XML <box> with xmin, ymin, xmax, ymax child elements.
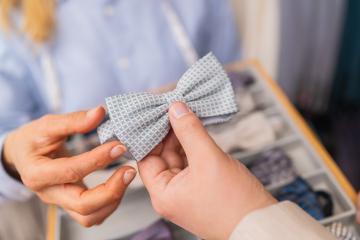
<box><xmin>161</xmin><ymin>0</ymin><xmax>199</xmax><ymax>67</ymax></box>
<box><xmin>40</xmin><ymin>49</ymin><xmax>62</xmax><ymax>113</ymax></box>
<box><xmin>41</xmin><ymin>1</ymin><xmax>198</xmax><ymax>113</ymax></box>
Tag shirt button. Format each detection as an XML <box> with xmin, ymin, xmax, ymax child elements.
<box><xmin>104</xmin><ymin>5</ymin><xmax>114</xmax><ymax>17</ymax></box>
<box><xmin>117</xmin><ymin>58</ymin><xmax>130</xmax><ymax>70</ymax></box>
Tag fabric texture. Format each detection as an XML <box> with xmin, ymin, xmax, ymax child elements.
<box><xmin>231</xmin><ymin>0</ymin><xmax>280</xmax><ymax>79</ymax></box>
<box><xmin>98</xmin><ymin>53</ymin><xmax>238</xmax><ymax>160</ymax></box>
<box><xmin>275</xmin><ymin>177</ymin><xmax>333</xmax><ymax>220</ymax></box>
<box><xmin>249</xmin><ymin>148</ymin><xmax>297</xmax><ymax>186</ymax></box>
<box><xmin>229</xmin><ymin>201</ymin><xmax>337</xmax><ymax>240</ymax></box>
<box><xmin>208</xmin><ymin>112</ymin><xmax>281</xmax><ymax>153</ymax></box>
<box><xmin>278</xmin><ymin>0</ymin><xmax>346</xmax><ymax>112</ymax></box>
<box><xmin>327</xmin><ymin>222</ymin><xmax>358</xmax><ymax>240</ymax></box>
<box><xmin>130</xmin><ymin>220</ymin><xmax>172</xmax><ymax>240</ymax></box>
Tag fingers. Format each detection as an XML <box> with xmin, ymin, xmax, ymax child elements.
<box><xmin>168</xmin><ymin>102</ymin><xmax>224</xmax><ymax>169</ymax></box>
<box><xmin>38</xmin><ymin>166</ymin><xmax>136</xmax><ymax>216</ymax></box>
<box><xmin>38</xmin><ymin>106</ymin><xmax>105</xmax><ymax>138</ymax></box>
<box><xmin>67</xmin><ymin>201</ymin><xmax>119</xmax><ymax>227</ymax></box>
<box><xmin>138</xmin><ymin>132</ymin><xmax>185</xmax><ymax>194</ymax></box>
<box><xmin>161</xmin><ymin>131</ymin><xmax>185</xmax><ymax>170</ymax></box>
<box><xmin>23</xmin><ymin>141</ymin><xmax>126</xmax><ymax>190</ymax></box>
<box><xmin>138</xmin><ymin>155</ymin><xmax>175</xmax><ymax>194</ymax></box>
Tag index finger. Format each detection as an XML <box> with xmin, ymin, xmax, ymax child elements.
<box><xmin>23</xmin><ymin>141</ymin><xmax>126</xmax><ymax>190</ymax></box>
<box><xmin>37</xmin><ymin>106</ymin><xmax>105</xmax><ymax>138</ymax></box>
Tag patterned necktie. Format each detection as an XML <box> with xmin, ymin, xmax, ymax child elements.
<box><xmin>275</xmin><ymin>177</ymin><xmax>334</xmax><ymax>220</ymax></box>
<box><xmin>97</xmin><ymin>53</ymin><xmax>238</xmax><ymax>160</ymax></box>
<box><xmin>249</xmin><ymin>148</ymin><xmax>297</xmax><ymax>186</ymax></box>
<box><xmin>327</xmin><ymin>222</ymin><xmax>358</xmax><ymax>240</ymax></box>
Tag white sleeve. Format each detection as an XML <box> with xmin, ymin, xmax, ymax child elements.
<box><xmin>0</xmin><ymin>134</ymin><xmax>33</xmax><ymax>203</ymax></box>
<box><xmin>229</xmin><ymin>201</ymin><xmax>336</xmax><ymax>240</ymax></box>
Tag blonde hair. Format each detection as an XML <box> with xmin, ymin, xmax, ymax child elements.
<box><xmin>0</xmin><ymin>0</ymin><xmax>55</xmax><ymax>43</ymax></box>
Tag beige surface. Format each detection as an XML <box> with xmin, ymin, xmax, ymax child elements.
<box><xmin>0</xmin><ymin>196</ymin><xmax>47</xmax><ymax>240</ymax></box>
<box><xmin>230</xmin><ymin>201</ymin><xmax>337</xmax><ymax>240</ymax></box>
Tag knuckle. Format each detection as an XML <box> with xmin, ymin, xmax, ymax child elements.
<box><xmin>74</xmin><ymin>202</ymin><xmax>90</xmax><ymax>216</ymax></box>
<box><xmin>79</xmin><ymin>217</ymin><xmax>95</xmax><ymax>228</ymax></box>
<box><xmin>64</xmin><ymin>167</ymin><xmax>82</xmax><ymax>183</ymax></box>
<box><xmin>22</xmin><ymin>169</ymin><xmax>40</xmax><ymax>190</ymax></box>
<box><xmin>180</xmin><ymin>115</ymin><xmax>200</xmax><ymax>132</ymax></box>
<box><xmin>90</xmin><ymin>152</ymin><xmax>107</xmax><ymax>169</ymax></box>
<box><xmin>107</xmin><ymin>189</ymin><xmax>123</xmax><ymax>202</ymax></box>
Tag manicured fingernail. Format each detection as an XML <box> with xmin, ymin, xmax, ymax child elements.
<box><xmin>86</xmin><ymin>106</ymin><xmax>101</xmax><ymax>118</ymax></box>
<box><xmin>110</xmin><ymin>145</ymin><xmax>126</xmax><ymax>158</ymax></box>
<box><xmin>123</xmin><ymin>169</ymin><xmax>137</xmax><ymax>185</ymax></box>
<box><xmin>171</xmin><ymin>102</ymin><xmax>190</xmax><ymax>119</ymax></box>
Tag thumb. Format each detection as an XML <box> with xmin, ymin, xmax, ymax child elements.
<box><xmin>168</xmin><ymin>102</ymin><xmax>224</xmax><ymax>168</ymax></box>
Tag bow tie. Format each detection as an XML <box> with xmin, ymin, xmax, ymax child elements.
<box><xmin>97</xmin><ymin>52</ymin><xmax>238</xmax><ymax>160</ymax></box>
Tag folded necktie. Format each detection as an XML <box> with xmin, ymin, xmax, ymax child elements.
<box><xmin>209</xmin><ymin>112</ymin><xmax>283</xmax><ymax>153</ymax></box>
<box><xmin>97</xmin><ymin>53</ymin><xmax>238</xmax><ymax>160</ymax></box>
<box><xmin>275</xmin><ymin>177</ymin><xmax>334</xmax><ymax>220</ymax></box>
<box><xmin>249</xmin><ymin>148</ymin><xmax>297</xmax><ymax>186</ymax></box>
<box><xmin>327</xmin><ymin>222</ymin><xmax>357</xmax><ymax>240</ymax></box>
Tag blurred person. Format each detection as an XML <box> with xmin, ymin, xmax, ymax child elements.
<box><xmin>138</xmin><ymin>102</ymin><xmax>337</xmax><ymax>240</ymax></box>
<box><xmin>0</xmin><ymin>0</ymin><xmax>240</xmax><ymax>227</ymax></box>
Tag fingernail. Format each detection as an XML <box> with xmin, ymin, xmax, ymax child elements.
<box><xmin>171</xmin><ymin>102</ymin><xmax>190</xmax><ymax>119</ymax></box>
<box><xmin>110</xmin><ymin>145</ymin><xmax>126</xmax><ymax>158</ymax></box>
<box><xmin>123</xmin><ymin>169</ymin><xmax>137</xmax><ymax>185</ymax></box>
<box><xmin>86</xmin><ymin>106</ymin><xmax>101</xmax><ymax>118</ymax></box>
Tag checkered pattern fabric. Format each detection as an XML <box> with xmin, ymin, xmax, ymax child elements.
<box><xmin>97</xmin><ymin>53</ymin><xmax>238</xmax><ymax>160</ymax></box>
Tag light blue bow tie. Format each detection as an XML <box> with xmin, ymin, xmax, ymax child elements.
<box><xmin>98</xmin><ymin>53</ymin><xmax>238</xmax><ymax>160</ymax></box>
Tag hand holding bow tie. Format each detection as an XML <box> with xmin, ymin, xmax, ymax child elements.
<box><xmin>97</xmin><ymin>53</ymin><xmax>238</xmax><ymax>160</ymax></box>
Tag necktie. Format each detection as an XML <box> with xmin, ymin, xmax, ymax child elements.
<box><xmin>327</xmin><ymin>222</ymin><xmax>358</xmax><ymax>240</ymax></box>
<box><xmin>275</xmin><ymin>177</ymin><xmax>334</xmax><ymax>220</ymax></box>
<box><xmin>249</xmin><ymin>148</ymin><xmax>297</xmax><ymax>186</ymax></box>
<box><xmin>209</xmin><ymin>112</ymin><xmax>283</xmax><ymax>153</ymax></box>
<box><xmin>97</xmin><ymin>53</ymin><xmax>238</xmax><ymax>160</ymax></box>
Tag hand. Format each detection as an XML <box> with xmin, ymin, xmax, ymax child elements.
<box><xmin>138</xmin><ymin>102</ymin><xmax>276</xmax><ymax>240</ymax></box>
<box><xmin>2</xmin><ymin>106</ymin><xmax>137</xmax><ymax>227</ymax></box>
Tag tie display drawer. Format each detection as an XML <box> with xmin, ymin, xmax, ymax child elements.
<box><xmin>46</xmin><ymin>61</ymin><xmax>359</xmax><ymax>240</ymax></box>
<box><xmin>224</xmin><ymin>60</ymin><xmax>359</xmax><ymax>237</ymax></box>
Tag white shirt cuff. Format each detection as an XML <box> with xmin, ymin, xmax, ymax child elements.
<box><xmin>0</xmin><ymin>133</ymin><xmax>33</xmax><ymax>202</ymax></box>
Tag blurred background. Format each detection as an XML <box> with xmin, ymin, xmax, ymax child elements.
<box><xmin>1</xmin><ymin>0</ymin><xmax>360</xmax><ymax>239</ymax></box>
<box><xmin>232</xmin><ymin>0</ymin><xmax>360</xmax><ymax>189</ymax></box>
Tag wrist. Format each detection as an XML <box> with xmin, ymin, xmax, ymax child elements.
<box><xmin>2</xmin><ymin>134</ymin><xmax>21</xmax><ymax>181</ymax></box>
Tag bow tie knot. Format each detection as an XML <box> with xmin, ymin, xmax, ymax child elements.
<box><xmin>164</xmin><ymin>90</ymin><xmax>185</xmax><ymax>106</ymax></box>
<box><xmin>98</xmin><ymin>53</ymin><xmax>238</xmax><ymax>160</ymax></box>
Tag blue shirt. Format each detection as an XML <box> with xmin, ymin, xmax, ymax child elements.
<box><xmin>0</xmin><ymin>0</ymin><xmax>240</xmax><ymax>202</ymax></box>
